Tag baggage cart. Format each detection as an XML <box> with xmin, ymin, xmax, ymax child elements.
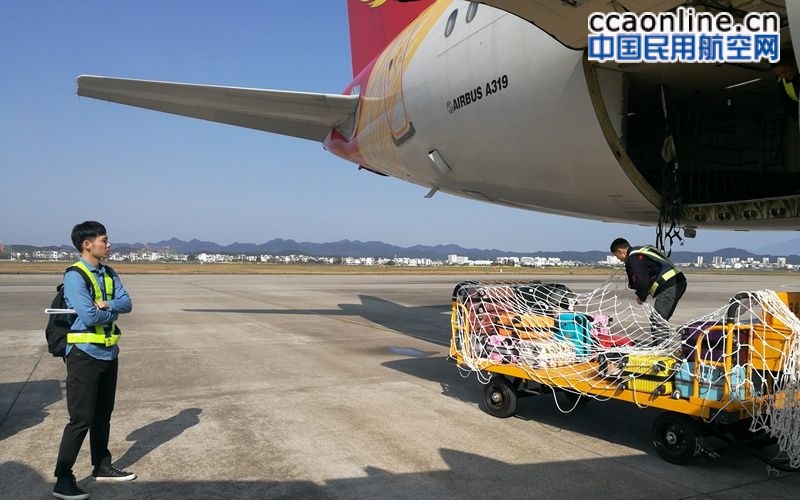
<box><xmin>449</xmin><ymin>282</ymin><xmax>800</xmax><ymax>470</ymax></box>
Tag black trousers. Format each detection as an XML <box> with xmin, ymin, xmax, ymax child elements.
<box><xmin>653</xmin><ymin>279</ymin><xmax>687</xmax><ymax>321</ymax></box>
<box><xmin>54</xmin><ymin>348</ymin><xmax>118</xmax><ymax>477</ymax></box>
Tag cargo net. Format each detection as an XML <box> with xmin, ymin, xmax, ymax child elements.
<box><xmin>450</xmin><ymin>279</ymin><xmax>800</xmax><ymax>467</ymax></box>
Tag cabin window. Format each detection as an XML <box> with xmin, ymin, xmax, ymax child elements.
<box><xmin>466</xmin><ymin>2</ymin><xmax>478</xmax><ymax>23</ymax></box>
<box><xmin>445</xmin><ymin>9</ymin><xmax>458</xmax><ymax>37</ymax></box>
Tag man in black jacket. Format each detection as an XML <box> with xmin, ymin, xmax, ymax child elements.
<box><xmin>610</xmin><ymin>238</ymin><xmax>687</xmax><ymax>321</ymax></box>
<box><xmin>773</xmin><ymin>48</ymin><xmax>799</xmax><ymax>121</ymax></box>
<box><xmin>772</xmin><ymin>49</ymin><xmax>800</xmax><ymax>172</ymax></box>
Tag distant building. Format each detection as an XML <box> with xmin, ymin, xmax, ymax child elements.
<box><xmin>696</xmin><ymin>256</ymin><xmax>703</xmax><ymax>266</ymax></box>
<box><xmin>469</xmin><ymin>260</ymin><xmax>493</xmax><ymax>266</ymax></box>
<box><xmin>447</xmin><ymin>254</ymin><xmax>468</xmax><ymax>265</ymax></box>
<box><xmin>496</xmin><ymin>256</ymin><xmax>520</xmax><ymax>266</ymax></box>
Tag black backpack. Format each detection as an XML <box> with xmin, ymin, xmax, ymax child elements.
<box><xmin>45</xmin><ymin>265</ymin><xmax>93</xmax><ymax>358</ymax></box>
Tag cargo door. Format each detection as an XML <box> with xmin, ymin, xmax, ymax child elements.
<box><xmin>478</xmin><ymin>0</ymin><xmax>689</xmax><ymax>49</ymax></box>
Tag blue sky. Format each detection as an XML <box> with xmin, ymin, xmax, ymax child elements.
<box><xmin>1</xmin><ymin>1</ymin><xmax>796</xmax><ymax>253</ymax></box>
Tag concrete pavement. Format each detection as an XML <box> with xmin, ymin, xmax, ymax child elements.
<box><xmin>2</xmin><ymin>272</ymin><xmax>800</xmax><ymax>499</ymax></box>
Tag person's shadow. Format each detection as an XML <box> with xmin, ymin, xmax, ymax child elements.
<box><xmin>114</xmin><ymin>408</ymin><xmax>202</xmax><ymax>470</ymax></box>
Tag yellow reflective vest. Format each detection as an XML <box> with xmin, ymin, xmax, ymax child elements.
<box><xmin>628</xmin><ymin>246</ymin><xmax>680</xmax><ymax>296</ymax></box>
<box><xmin>66</xmin><ymin>261</ymin><xmax>121</xmax><ymax>347</ymax></box>
<box><xmin>782</xmin><ymin>78</ymin><xmax>799</xmax><ymax>102</ymax></box>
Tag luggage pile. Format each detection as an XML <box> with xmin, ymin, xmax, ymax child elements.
<box><xmin>452</xmin><ymin>282</ymin><xmax>798</xmax><ymax>404</ymax></box>
<box><xmin>452</xmin><ymin>280</ymin><xmax>631</xmax><ymax>370</ymax></box>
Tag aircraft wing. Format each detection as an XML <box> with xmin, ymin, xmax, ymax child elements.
<box><xmin>478</xmin><ymin>0</ymin><xmax>684</xmax><ymax>49</ymax></box>
<box><xmin>76</xmin><ymin>75</ymin><xmax>360</xmax><ymax>142</ymax></box>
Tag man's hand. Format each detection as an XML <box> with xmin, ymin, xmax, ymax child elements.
<box><xmin>636</xmin><ymin>297</ymin><xmax>644</xmax><ymax>305</ymax></box>
<box><xmin>95</xmin><ymin>300</ymin><xmax>109</xmax><ymax>310</ymax></box>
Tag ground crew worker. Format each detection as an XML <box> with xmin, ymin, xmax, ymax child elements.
<box><xmin>772</xmin><ymin>48</ymin><xmax>800</xmax><ymax>171</ymax></box>
<box><xmin>773</xmin><ymin>48</ymin><xmax>799</xmax><ymax>121</ymax></box>
<box><xmin>610</xmin><ymin>237</ymin><xmax>687</xmax><ymax>321</ymax></box>
<box><xmin>52</xmin><ymin>221</ymin><xmax>136</xmax><ymax>500</ymax></box>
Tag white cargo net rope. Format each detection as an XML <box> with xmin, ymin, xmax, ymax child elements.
<box><xmin>451</xmin><ymin>278</ymin><xmax>800</xmax><ymax>467</ymax></box>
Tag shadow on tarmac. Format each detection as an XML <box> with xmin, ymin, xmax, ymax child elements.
<box><xmin>7</xmin><ymin>445</ymin><xmax>799</xmax><ymax>500</ymax></box>
<box><xmin>184</xmin><ymin>294</ymin><xmax>452</xmax><ymax>345</ymax></box>
<box><xmin>0</xmin><ymin>379</ymin><xmax>62</xmax><ymax>441</ymax></box>
<box><xmin>182</xmin><ymin>294</ymin><xmax>758</xmax><ymax>470</ymax></box>
<box><xmin>381</xmin><ymin>355</ymin><xmax>798</xmax><ymax>473</ymax></box>
<box><xmin>114</xmin><ymin>408</ymin><xmax>203</xmax><ymax>471</ymax></box>
<box><xmin>383</xmin><ymin>355</ymin><xmax>659</xmax><ymax>455</ymax></box>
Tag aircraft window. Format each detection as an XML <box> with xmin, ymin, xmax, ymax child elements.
<box><xmin>466</xmin><ymin>2</ymin><xmax>478</xmax><ymax>23</ymax></box>
<box><xmin>445</xmin><ymin>9</ymin><xmax>458</xmax><ymax>37</ymax></box>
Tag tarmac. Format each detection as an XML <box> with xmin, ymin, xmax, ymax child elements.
<box><xmin>2</xmin><ymin>271</ymin><xmax>800</xmax><ymax>499</ymax></box>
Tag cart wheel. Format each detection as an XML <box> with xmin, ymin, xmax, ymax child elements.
<box><xmin>482</xmin><ymin>376</ymin><xmax>517</xmax><ymax>418</ymax></box>
<box><xmin>652</xmin><ymin>412</ymin><xmax>699</xmax><ymax>465</ymax></box>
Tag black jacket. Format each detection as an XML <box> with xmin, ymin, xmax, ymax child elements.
<box><xmin>779</xmin><ymin>75</ymin><xmax>800</xmax><ymax>120</ymax></box>
<box><xmin>625</xmin><ymin>246</ymin><xmax>685</xmax><ymax>302</ymax></box>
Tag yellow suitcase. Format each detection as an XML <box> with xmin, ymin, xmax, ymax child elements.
<box><xmin>620</xmin><ymin>354</ymin><xmax>677</xmax><ymax>377</ymax></box>
<box><xmin>622</xmin><ymin>376</ymin><xmax>675</xmax><ymax>398</ymax></box>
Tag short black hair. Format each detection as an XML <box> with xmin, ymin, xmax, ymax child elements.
<box><xmin>71</xmin><ymin>221</ymin><xmax>107</xmax><ymax>252</ymax></box>
<box><xmin>610</xmin><ymin>238</ymin><xmax>630</xmax><ymax>253</ymax></box>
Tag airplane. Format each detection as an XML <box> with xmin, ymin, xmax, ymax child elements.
<box><xmin>76</xmin><ymin>0</ymin><xmax>800</xmax><ymax>245</ymax></box>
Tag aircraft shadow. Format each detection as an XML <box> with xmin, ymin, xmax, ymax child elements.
<box><xmin>383</xmin><ymin>355</ymin><xmax>657</xmax><ymax>454</ymax></box>
<box><xmin>0</xmin><ymin>379</ymin><xmax>62</xmax><ymax>441</ymax></box>
<box><xmin>184</xmin><ymin>294</ymin><xmax>452</xmax><ymax>346</ymax></box>
<box><xmin>382</xmin><ymin>355</ymin><xmax>787</xmax><ymax>469</ymax></box>
<box><xmin>182</xmin><ymin>290</ymin><xmax>787</xmax><ymax>471</ymax></box>
<box><xmin>185</xmin><ymin>295</ymin><xmax>705</xmax><ymax>464</ymax></box>
<box><xmin>4</xmin><ymin>445</ymin><xmax>797</xmax><ymax>500</ymax></box>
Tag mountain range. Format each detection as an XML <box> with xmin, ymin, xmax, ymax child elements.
<box><xmin>8</xmin><ymin>237</ymin><xmax>800</xmax><ymax>264</ymax></box>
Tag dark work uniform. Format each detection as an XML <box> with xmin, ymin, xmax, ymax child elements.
<box><xmin>779</xmin><ymin>75</ymin><xmax>800</xmax><ymax>120</ymax></box>
<box><xmin>625</xmin><ymin>245</ymin><xmax>687</xmax><ymax>321</ymax></box>
<box><xmin>779</xmin><ymin>75</ymin><xmax>800</xmax><ymax>172</ymax></box>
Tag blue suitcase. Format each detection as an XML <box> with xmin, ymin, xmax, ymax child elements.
<box><xmin>555</xmin><ymin>312</ymin><xmax>592</xmax><ymax>358</ymax></box>
<box><xmin>675</xmin><ymin>362</ymin><xmax>753</xmax><ymax>401</ymax></box>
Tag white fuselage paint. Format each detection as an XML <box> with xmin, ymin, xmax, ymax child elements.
<box><xmin>357</xmin><ymin>5</ymin><xmax>659</xmax><ymax>223</ymax></box>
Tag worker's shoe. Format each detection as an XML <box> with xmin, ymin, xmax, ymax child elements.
<box><xmin>53</xmin><ymin>474</ymin><xmax>89</xmax><ymax>500</ymax></box>
<box><xmin>92</xmin><ymin>462</ymin><xmax>136</xmax><ymax>482</ymax></box>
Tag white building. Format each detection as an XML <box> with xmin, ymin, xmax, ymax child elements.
<box><xmin>447</xmin><ymin>254</ymin><xmax>469</xmax><ymax>265</ymax></box>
